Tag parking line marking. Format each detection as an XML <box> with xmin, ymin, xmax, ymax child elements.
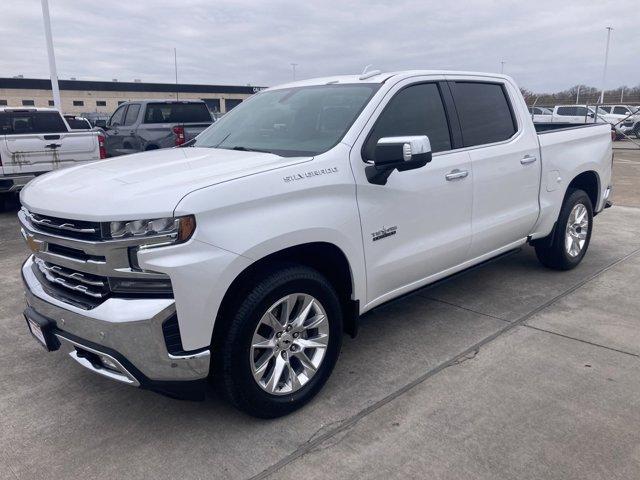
<box><xmin>523</xmin><ymin>324</ymin><xmax>639</xmax><ymax>358</ymax></box>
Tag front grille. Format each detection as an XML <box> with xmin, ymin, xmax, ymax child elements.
<box><xmin>32</xmin><ymin>261</ymin><xmax>105</xmax><ymax>309</ymax></box>
<box><xmin>23</xmin><ymin>210</ymin><xmax>102</xmax><ymax>240</ymax></box>
<box><xmin>34</xmin><ymin>258</ymin><xmax>109</xmax><ymax>299</ymax></box>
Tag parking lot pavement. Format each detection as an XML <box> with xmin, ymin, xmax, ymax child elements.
<box><xmin>1</xmin><ymin>149</ymin><xmax>639</xmax><ymax>480</ymax></box>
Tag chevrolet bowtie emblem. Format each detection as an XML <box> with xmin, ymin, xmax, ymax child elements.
<box><xmin>25</xmin><ymin>234</ymin><xmax>44</xmax><ymax>253</ymax></box>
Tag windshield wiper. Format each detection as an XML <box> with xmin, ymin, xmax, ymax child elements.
<box><xmin>230</xmin><ymin>146</ymin><xmax>272</xmax><ymax>154</ymax></box>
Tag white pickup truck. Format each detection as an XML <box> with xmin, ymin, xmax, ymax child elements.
<box><xmin>19</xmin><ymin>71</ymin><xmax>613</xmax><ymax>418</ymax></box>
<box><xmin>1</xmin><ymin>108</ymin><xmax>105</xmax><ymax>207</ymax></box>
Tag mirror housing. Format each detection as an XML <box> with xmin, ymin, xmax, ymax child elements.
<box><xmin>366</xmin><ymin>135</ymin><xmax>432</xmax><ymax>185</ymax></box>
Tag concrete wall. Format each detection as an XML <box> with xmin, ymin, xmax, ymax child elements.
<box><xmin>0</xmin><ymin>88</ymin><xmax>251</xmax><ymax>115</ymax></box>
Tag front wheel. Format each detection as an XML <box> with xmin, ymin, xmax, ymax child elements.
<box><xmin>217</xmin><ymin>265</ymin><xmax>343</xmax><ymax>418</ymax></box>
<box><xmin>535</xmin><ymin>188</ymin><xmax>593</xmax><ymax>270</ymax></box>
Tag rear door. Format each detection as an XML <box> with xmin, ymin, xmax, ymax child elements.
<box><xmin>2</xmin><ymin>111</ymin><xmax>97</xmax><ymax>174</ymax></box>
<box><xmin>447</xmin><ymin>78</ymin><xmax>541</xmax><ymax>257</ymax></box>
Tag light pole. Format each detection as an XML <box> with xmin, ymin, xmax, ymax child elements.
<box><xmin>598</xmin><ymin>26</ymin><xmax>613</xmax><ymax>104</ymax></box>
<box><xmin>291</xmin><ymin>63</ymin><xmax>298</xmax><ymax>81</ymax></box>
<box><xmin>41</xmin><ymin>0</ymin><xmax>61</xmax><ymax>110</ymax></box>
<box><xmin>500</xmin><ymin>61</ymin><xmax>506</xmax><ymax>74</ymax></box>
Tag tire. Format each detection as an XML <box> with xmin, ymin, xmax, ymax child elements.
<box><xmin>535</xmin><ymin>188</ymin><xmax>593</xmax><ymax>270</ymax></box>
<box><xmin>217</xmin><ymin>264</ymin><xmax>343</xmax><ymax>418</ymax></box>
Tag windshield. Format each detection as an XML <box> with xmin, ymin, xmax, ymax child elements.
<box><xmin>193</xmin><ymin>84</ymin><xmax>379</xmax><ymax>157</ymax></box>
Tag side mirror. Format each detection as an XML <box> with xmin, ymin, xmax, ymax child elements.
<box><xmin>366</xmin><ymin>135</ymin><xmax>432</xmax><ymax>185</ymax></box>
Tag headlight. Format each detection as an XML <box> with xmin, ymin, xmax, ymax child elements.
<box><xmin>107</xmin><ymin>215</ymin><xmax>196</xmax><ymax>243</ymax></box>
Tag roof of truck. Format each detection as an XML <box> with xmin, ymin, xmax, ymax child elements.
<box><xmin>268</xmin><ymin>70</ymin><xmax>514</xmax><ymax>90</ymax></box>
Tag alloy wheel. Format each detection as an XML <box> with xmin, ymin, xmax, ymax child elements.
<box><xmin>250</xmin><ymin>293</ymin><xmax>329</xmax><ymax>395</ymax></box>
<box><xmin>565</xmin><ymin>203</ymin><xmax>589</xmax><ymax>258</ymax></box>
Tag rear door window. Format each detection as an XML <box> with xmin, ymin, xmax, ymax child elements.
<box><xmin>144</xmin><ymin>102</ymin><xmax>211</xmax><ymax>123</ymax></box>
<box><xmin>449</xmin><ymin>82</ymin><xmax>517</xmax><ymax>147</ymax></box>
<box><xmin>363</xmin><ymin>83</ymin><xmax>452</xmax><ymax>159</ymax></box>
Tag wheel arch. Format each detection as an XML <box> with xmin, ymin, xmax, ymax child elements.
<box><xmin>213</xmin><ymin>242</ymin><xmax>360</xmax><ymax>351</ymax></box>
<box><xmin>566</xmin><ymin>170</ymin><xmax>600</xmax><ymax>210</ymax></box>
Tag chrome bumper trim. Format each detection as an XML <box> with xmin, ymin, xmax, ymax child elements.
<box><xmin>23</xmin><ymin>256</ymin><xmax>210</xmax><ymax>383</ymax></box>
<box><xmin>58</xmin><ymin>334</ymin><xmax>140</xmax><ymax>386</ymax></box>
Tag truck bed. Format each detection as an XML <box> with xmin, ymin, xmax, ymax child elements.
<box><xmin>534</xmin><ymin>122</ymin><xmax>609</xmax><ymax>134</ymax></box>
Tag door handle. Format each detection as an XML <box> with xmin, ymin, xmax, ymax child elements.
<box><xmin>521</xmin><ymin>155</ymin><xmax>537</xmax><ymax>165</ymax></box>
<box><xmin>445</xmin><ymin>169</ymin><xmax>469</xmax><ymax>181</ymax></box>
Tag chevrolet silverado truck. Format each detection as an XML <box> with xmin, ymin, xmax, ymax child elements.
<box><xmin>19</xmin><ymin>71</ymin><xmax>613</xmax><ymax>418</ymax></box>
<box><xmin>0</xmin><ymin>107</ymin><xmax>106</xmax><ymax>208</ymax></box>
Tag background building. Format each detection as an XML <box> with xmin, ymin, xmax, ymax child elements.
<box><xmin>0</xmin><ymin>77</ymin><xmax>262</xmax><ymax>116</ymax></box>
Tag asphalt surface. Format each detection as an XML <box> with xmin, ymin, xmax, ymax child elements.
<box><xmin>1</xmin><ymin>143</ymin><xmax>639</xmax><ymax>480</ymax></box>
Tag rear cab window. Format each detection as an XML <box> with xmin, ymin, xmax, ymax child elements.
<box><xmin>0</xmin><ymin>111</ymin><xmax>67</xmax><ymax>134</ymax></box>
<box><xmin>143</xmin><ymin>102</ymin><xmax>212</xmax><ymax>124</ymax></box>
<box><xmin>449</xmin><ymin>82</ymin><xmax>517</xmax><ymax>147</ymax></box>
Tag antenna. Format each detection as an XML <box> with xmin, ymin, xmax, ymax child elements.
<box><xmin>174</xmin><ymin>47</ymin><xmax>179</xmax><ymax>100</ymax></box>
<box><xmin>359</xmin><ymin>68</ymin><xmax>382</xmax><ymax>80</ymax></box>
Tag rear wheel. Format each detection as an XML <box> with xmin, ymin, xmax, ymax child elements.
<box><xmin>217</xmin><ymin>265</ymin><xmax>343</xmax><ymax>418</ymax></box>
<box><xmin>535</xmin><ymin>188</ymin><xmax>593</xmax><ymax>270</ymax></box>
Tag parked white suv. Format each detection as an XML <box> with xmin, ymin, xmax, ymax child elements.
<box><xmin>1</xmin><ymin>108</ymin><xmax>105</xmax><ymax>205</ymax></box>
<box><xmin>19</xmin><ymin>71</ymin><xmax>613</xmax><ymax>417</ymax></box>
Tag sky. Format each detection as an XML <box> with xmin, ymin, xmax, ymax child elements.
<box><xmin>0</xmin><ymin>0</ymin><xmax>638</xmax><ymax>93</ymax></box>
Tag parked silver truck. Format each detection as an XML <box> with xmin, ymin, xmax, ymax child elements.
<box><xmin>102</xmin><ymin>100</ymin><xmax>214</xmax><ymax>157</ymax></box>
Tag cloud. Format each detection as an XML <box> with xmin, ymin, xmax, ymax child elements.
<box><xmin>1</xmin><ymin>0</ymin><xmax>638</xmax><ymax>92</ymax></box>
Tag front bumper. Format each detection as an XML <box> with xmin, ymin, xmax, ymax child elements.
<box><xmin>22</xmin><ymin>256</ymin><xmax>210</xmax><ymax>400</ymax></box>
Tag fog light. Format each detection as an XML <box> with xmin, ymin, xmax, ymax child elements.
<box><xmin>99</xmin><ymin>355</ymin><xmax>119</xmax><ymax>372</ymax></box>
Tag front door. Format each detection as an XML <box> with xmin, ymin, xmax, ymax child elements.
<box><xmin>350</xmin><ymin>80</ymin><xmax>473</xmax><ymax>307</ymax></box>
<box><xmin>104</xmin><ymin>104</ymin><xmax>127</xmax><ymax>156</ymax></box>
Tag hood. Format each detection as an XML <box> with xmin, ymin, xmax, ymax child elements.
<box><xmin>20</xmin><ymin>147</ymin><xmax>310</xmax><ymax>221</ymax></box>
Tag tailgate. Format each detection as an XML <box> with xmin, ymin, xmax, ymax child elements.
<box><xmin>183</xmin><ymin>123</ymin><xmax>212</xmax><ymax>141</ymax></box>
<box><xmin>2</xmin><ymin>132</ymin><xmax>99</xmax><ymax>175</ymax></box>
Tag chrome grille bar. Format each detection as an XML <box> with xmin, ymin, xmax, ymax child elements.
<box><xmin>22</xmin><ymin>208</ymin><xmax>99</xmax><ymax>234</ymax></box>
<box><xmin>34</xmin><ymin>258</ymin><xmax>107</xmax><ymax>299</ymax></box>
<box><xmin>37</xmin><ymin>261</ymin><xmax>106</xmax><ymax>287</ymax></box>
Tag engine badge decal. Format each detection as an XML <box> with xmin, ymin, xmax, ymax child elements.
<box><xmin>371</xmin><ymin>226</ymin><xmax>397</xmax><ymax>241</ymax></box>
